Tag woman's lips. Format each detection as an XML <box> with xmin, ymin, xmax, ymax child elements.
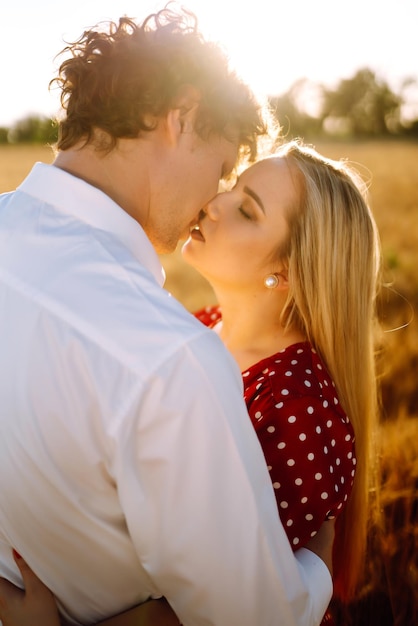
<box><xmin>190</xmin><ymin>225</ymin><xmax>205</xmax><ymax>241</ymax></box>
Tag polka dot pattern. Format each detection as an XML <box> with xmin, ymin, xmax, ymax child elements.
<box><xmin>195</xmin><ymin>305</ymin><xmax>356</xmax><ymax>552</ymax></box>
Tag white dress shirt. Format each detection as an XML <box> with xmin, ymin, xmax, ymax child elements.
<box><xmin>0</xmin><ymin>163</ymin><xmax>331</xmax><ymax>626</ymax></box>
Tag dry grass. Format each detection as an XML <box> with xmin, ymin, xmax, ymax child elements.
<box><xmin>0</xmin><ymin>144</ymin><xmax>55</xmax><ymax>192</ymax></box>
<box><xmin>314</xmin><ymin>140</ymin><xmax>418</xmax><ymax>296</ymax></box>
<box><xmin>1</xmin><ymin>140</ymin><xmax>417</xmax><ymax>624</ymax></box>
<box><xmin>331</xmin><ymin>415</ymin><xmax>418</xmax><ymax>625</ymax></box>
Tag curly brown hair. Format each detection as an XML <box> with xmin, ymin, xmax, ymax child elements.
<box><xmin>50</xmin><ymin>4</ymin><xmax>268</xmax><ymax>159</ymax></box>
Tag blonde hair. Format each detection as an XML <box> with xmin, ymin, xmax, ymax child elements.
<box><xmin>275</xmin><ymin>140</ymin><xmax>381</xmax><ymax>601</ymax></box>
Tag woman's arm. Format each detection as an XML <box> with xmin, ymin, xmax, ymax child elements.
<box><xmin>97</xmin><ymin>598</ymin><xmax>180</xmax><ymax>626</ymax></box>
<box><xmin>0</xmin><ymin>551</ymin><xmax>179</xmax><ymax>626</ymax></box>
<box><xmin>0</xmin><ymin>551</ymin><xmax>61</xmax><ymax>626</ymax></box>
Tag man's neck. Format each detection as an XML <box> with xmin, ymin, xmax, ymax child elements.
<box><xmin>53</xmin><ymin>139</ymin><xmax>150</xmax><ymax>226</ymax></box>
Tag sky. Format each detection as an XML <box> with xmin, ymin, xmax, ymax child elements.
<box><xmin>1</xmin><ymin>0</ymin><xmax>417</xmax><ymax>126</ymax></box>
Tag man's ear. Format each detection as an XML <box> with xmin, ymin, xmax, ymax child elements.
<box><xmin>164</xmin><ymin>109</ymin><xmax>183</xmax><ymax>146</ymax></box>
<box><xmin>176</xmin><ymin>84</ymin><xmax>201</xmax><ymax>132</ymax></box>
<box><xmin>166</xmin><ymin>85</ymin><xmax>201</xmax><ymax>143</ymax></box>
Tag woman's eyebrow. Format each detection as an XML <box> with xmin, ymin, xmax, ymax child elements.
<box><xmin>243</xmin><ymin>185</ymin><xmax>265</xmax><ymax>213</ymax></box>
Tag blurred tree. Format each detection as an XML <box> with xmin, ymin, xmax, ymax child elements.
<box><xmin>0</xmin><ymin>127</ymin><xmax>9</xmax><ymax>144</ymax></box>
<box><xmin>321</xmin><ymin>68</ymin><xmax>403</xmax><ymax>136</ymax></box>
<box><xmin>269</xmin><ymin>78</ymin><xmax>323</xmax><ymax>139</ymax></box>
<box><xmin>2</xmin><ymin>70</ymin><xmax>415</xmax><ymax>143</ymax></box>
<box><xmin>403</xmin><ymin>119</ymin><xmax>418</xmax><ymax>136</ymax></box>
<box><xmin>398</xmin><ymin>76</ymin><xmax>418</xmax><ymax>136</ymax></box>
<box><xmin>8</xmin><ymin>115</ymin><xmax>58</xmax><ymax>144</ymax></box>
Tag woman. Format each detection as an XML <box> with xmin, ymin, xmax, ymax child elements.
<box><xmin>0</xmin><ymin>140</ymin><xmax>381</xmax><ymax>625</ymax></box>
<box><xmin>184</xmin><ymin>140</ymin><xmax>381</xmax><ymax>622</ymax></box>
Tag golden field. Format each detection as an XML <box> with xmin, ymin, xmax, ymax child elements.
<box><xmin>1</xmin><ymin>141</ymin><xmax>417</xmax><ymax>624</ymax></box>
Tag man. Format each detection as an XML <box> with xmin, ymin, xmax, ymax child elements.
<box><xmin>0</xmin><ymin>6</ymin><xmax>332</xmax><ymax>625</ymax></box>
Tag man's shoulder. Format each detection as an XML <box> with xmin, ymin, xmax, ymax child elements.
<box><xmin>52</xmin><ymin>259</ymin><xmax>216</xmax><ymax>368</ymax></box>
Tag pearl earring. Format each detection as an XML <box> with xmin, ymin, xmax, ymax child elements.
<box><xmin>263</xmin><ymin>273</ymin><xmax>279</xmax><ymax>289</ymax></box>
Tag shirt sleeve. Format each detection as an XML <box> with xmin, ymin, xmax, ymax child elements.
<box><xmin>113</xmin><ymin>330</ymin><xmax>332</xmax><ymax>626</ymax></box>
<box><xmin>251</xmin><ymin>393</ymin><xmax>356</xmax><ymax>550</ymax></box>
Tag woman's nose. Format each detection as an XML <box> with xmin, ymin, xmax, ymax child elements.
<box><xmin>204</xmin><ymin>199</ymin><xmax>220</xmax><ymax>221</ymax></box>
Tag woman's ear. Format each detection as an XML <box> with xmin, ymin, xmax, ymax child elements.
<box><xmin>276</xmin><ymin>270</ymin><xmax>289</xmax><ymax>290</ymax></box>
<box><xmin>263</xmin><ymin>270</ymin><xmax>289</xmax><ymax>291</ymax></box>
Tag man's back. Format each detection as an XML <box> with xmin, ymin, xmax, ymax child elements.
<box><xmin>0</xmin><ymin>163</ymin><xmax>203</xmax><ymax>621</ymax></box>
<box><xmin>0</xmin><ymin>163</ymin><xmax>332</xmax><ymax>626</ymax></box>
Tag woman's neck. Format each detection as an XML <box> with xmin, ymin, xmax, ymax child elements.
<box><xmin>213</xmin><ymin>288</ymin><xmax>306</xmax><ymax>372</ymax></box>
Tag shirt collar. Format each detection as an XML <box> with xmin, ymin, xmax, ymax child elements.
<box><xmin>18</xmin><ymin>162</ymin><xmax>165</xmax><ymax>287</ymax></box>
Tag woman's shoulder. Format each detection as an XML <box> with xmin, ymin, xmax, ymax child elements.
<box><xmin>244</xmin><ymin>342</ymin><xmax>340</xmax><ymax>404</ymax></box>
<box><xmin>194</xmin><ymin>304</ymin><xmax>221</xmax><ymax>328</ymax></box>
<box><xmin>244</xmin><ymin>342</ymin><xmax>352</xmax><ymax>438</ymax></box>
<box><xmin>243</xmin><ymin>342</ymin><xmax>321</xmax><ymax>395</ymax></box>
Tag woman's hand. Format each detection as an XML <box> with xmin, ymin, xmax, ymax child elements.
<box><xmin>305</xmin><ymin>519</ymin><xmax>335</xmax><ymax>577</ymax></box>
<box><xmin>0</xmin><ymin>550</ymin><xmax>180</xmax><ymax>626</ymax></box>
<box><xmin>0</xmin><ymin>550</ymin><xmax>61</xmax><ymax>626</ymax></box>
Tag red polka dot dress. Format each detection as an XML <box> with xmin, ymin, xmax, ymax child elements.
<box><xmin>195</xmin><ymin>305</ymin><xmax>356</xmax><ymax>549</ymax></box>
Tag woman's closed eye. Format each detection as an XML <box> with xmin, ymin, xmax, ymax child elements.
<box><xmin>239</xmin><ymin>206</ymin><xmax>252</xmax><ymax>219</ymax></box>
